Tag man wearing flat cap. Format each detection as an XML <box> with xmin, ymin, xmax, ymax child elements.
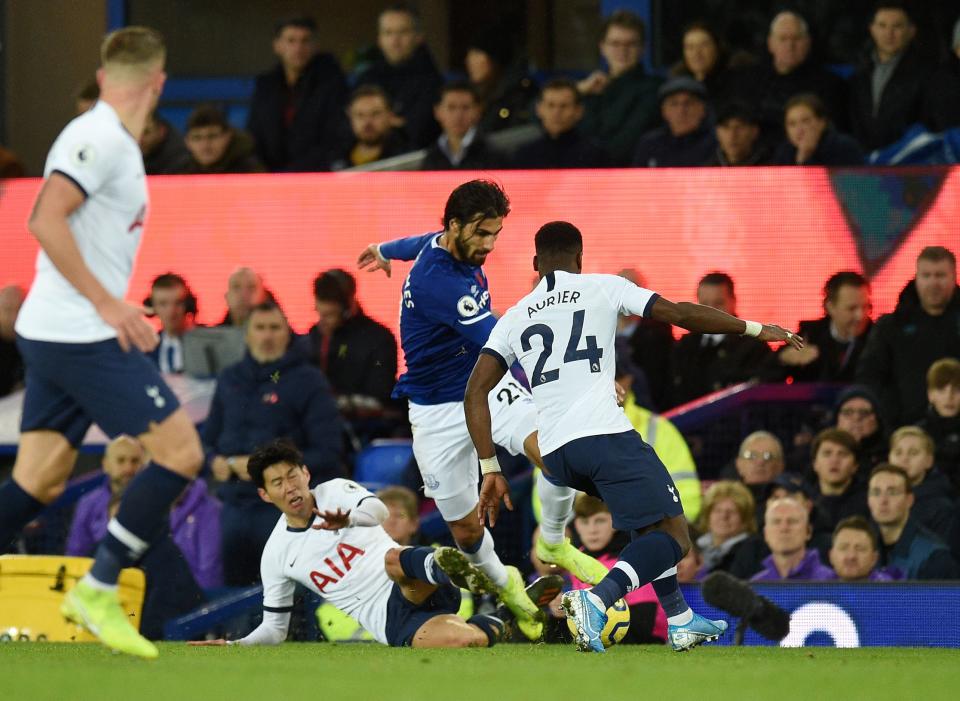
<box><xmin>632</xmin><ymin>76</ymin><xmax>716</xmax><ymax>167</ymax></box>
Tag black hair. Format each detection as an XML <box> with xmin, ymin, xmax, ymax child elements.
<box><xmin>274</xmin><ymin>15</ymin><xmax>317</xmax><ymax>37</ymax></box>
<box><xmin>699</xmin><ymin>271</ymin><xmax>735</xmax><ymax>296</ymax></box>
<box><xmin>872</xmin><ymin>1</ymin><xmax>915</xmax><ymax>24</ymax></box>
<box><xmin>540</xmin><ymin>77</ymin><xmax>582</xmax><ymax>105</ymax></box>
<box><xmin>379</xmin><ymin>3</ymin><xmax>422</xmax><ymax>32</ymax></box>
<box><xmin>716</xmin><ymin>100</ymin><xmax>758</xmax><ymax>126</ymax></box>
<box><xmin>600</xmin><ymin>8</ymin><xmax>646</xmax><ymax>45</ymax></box>
<box><xmin>251</xmin><ymin>298</ymin><xmax>287</xmax><ymax>320</ymax></box>
<box><xmin>348</xmin><ymin>83</ymin><xmax>391</xmax><ymax>109</ymax></box>
<box><xmin>534</xmin><ymin>221</ymin><xmax>583</xmax><ymax>260</ymax></box>
<box><xmin>442</xmin><ymin>179</ymin><xmax>510</xmax><ymax>230</ymax></box>
<box><xmin>186</xmin><ymin>103</ymin><xmax>229</xmax><ymax>132</ymax></box>
<box><xmin>438</xmin><ymin>79</ymin><xmax>480</xmax><ymax>104</ymax></box>
<box><xmin>149</xmin><ymin>272</ymin><xmax>198</xmax><ymax>315</ymax></box>
<box><xmin>313</xmin><ymin>269</ymin><xmax>356</xmax><ymax>306</ymax></box>
<box><xmin>248</xmin><ymin>438</ymin><xmax>304</xmax><ymax>489</ymax></box>
<box><xmin>824</xmin><ymin>271</ymin><xmax>869</xmax><ymax>305</ymax></box>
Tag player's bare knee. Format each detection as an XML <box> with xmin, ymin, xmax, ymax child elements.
<box><xmin>448</xmin><ymin>515</ymin><xmax>483</xmax><ymax>549</ymax></box>
<box><xmin>150</xmin><ymin>436</ymin><xmax>203</xmax><ymax>477</ymax></box>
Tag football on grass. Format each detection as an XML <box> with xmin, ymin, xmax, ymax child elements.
<box><xmin>566</xmin><ymin>597</ymin><xmax>630</xmax><ymax>647</ymax></box>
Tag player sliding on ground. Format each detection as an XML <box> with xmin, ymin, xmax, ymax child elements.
<box><xmin>357</xmin><ymin>180</ymin><xmax>608</xmax><ymax>640</ymax></box>
<box><xmin>464</xmin><ymin>221</ymin><xmax>803</xmax><ymax>653</ymax></box>
<box><xmin>189</xmin><ymin>439</ymin><xmax>562</xmax><ymax>648</ymax></box>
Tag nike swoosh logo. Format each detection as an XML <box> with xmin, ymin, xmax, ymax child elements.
<box><xmin>288</xmin><ymin>559</ymin><xmax>297</xmax><ymax>567</ymax></box>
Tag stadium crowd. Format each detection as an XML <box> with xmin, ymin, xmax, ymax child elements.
<box><xmin>3</xmin><ymin>2</ymin><xmax>960</xmax><ymax>174</ymax></box>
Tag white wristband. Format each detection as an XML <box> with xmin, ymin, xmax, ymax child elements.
<box><xmin>742</xmin><ymin>320</ymin><xmax>762</xmax><ymax>338</ymax></box>
<box><xmin>479</xmin><ymin>456</ymin><xmax>502</xmax><ymax>475</ymax></box>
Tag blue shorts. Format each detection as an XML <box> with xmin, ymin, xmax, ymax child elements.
<box><xmin>383</xmin><ymin>582</ymin><xmax>461</xmax><ymax>647</ymax></box>
<box><xmin>16</xmin><ymin>336</ymin><xmax>180</xmax><ymax>447</ymax></box>
<box><xmin>542</xmin><ymin>430</ymin><xmax>684</xmax><ymax>531</ymax></box>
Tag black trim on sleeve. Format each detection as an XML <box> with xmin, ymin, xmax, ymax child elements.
<box><xmin>263</xmin><ymin>605</ymin><xmax>294</xmax><ymax>614</ymax></box>
<box><xmin>642</xmin><ymin>292</ymin><xmax>660</xmax><ymax>318</ymax></box>
<box><xmin>546</xmin><ymin>272</ymin><xmax>556</xmax><ymax>292</ymax></box>
<box><xmin>50</xmin><ymin>169</ymin><xmax>89</xmax><ymax>199</ymax></box>
<box><xmin>480</xmin><ymin>347</ymin><xmax>509</xmax><ymax>372</ymax></box>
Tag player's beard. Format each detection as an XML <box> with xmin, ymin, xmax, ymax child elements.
<box><xmin>454</xmin><ymin>233</ymin><xmax>485</xmax><ymax>265</ymax></box>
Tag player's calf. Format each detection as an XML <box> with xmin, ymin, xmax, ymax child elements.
<box><xmin>411</xmin><ymin>613</ymin><xmax>502</xmax><ymax>648</ymax></box>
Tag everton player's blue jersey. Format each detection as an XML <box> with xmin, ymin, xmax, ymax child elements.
<box><xmin>379</xmin><ymin>232</ymin><xmax>497</xmax><ymax>405</ymax></box>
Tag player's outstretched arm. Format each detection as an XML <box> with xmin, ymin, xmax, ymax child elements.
<box><xmin>465</xmin><ymin>353</ymin><xmax>513</xmax><ymax>526</ymax></box>
<box><xmin>357</xmin><ymin>232</ymin><xmax>437</xmax><ymax>276</ymax></box>
<box><xmin>28</xmin><ymin>173</ymin><xmax>158</xmax><ymax>352</ymax></box>
<box><xmin>649</xmin><ymin>297</ymin><xmax>803</xmax><ymax>349</ymax></box>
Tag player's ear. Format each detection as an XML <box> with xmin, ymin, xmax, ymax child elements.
<box><xmin>533</xmin><ymin>254</ymin><xmax>539</xmax><ymax>272</ymax></box>
<box><xmin>301</xmin><ymin>466</ymin><xmax>311</xmax><ymax>483</ymax></box>
<box><xmin>257</xmin><ymin>487</ymin><xmax>272</xmax><ymax>504</ymax></box>
<box><xmin>576</xmin><ymin>251</ymin><xmax>583</xmax><ymax>272</ymax></box>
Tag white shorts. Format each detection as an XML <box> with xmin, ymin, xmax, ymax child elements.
<box><xmin>408</xmin><ymin>375</ymin><xmax>536</xmax><ymax>521</ymax></box>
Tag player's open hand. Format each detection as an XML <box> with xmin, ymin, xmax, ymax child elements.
<box><xmin>188</xmin><ymin>639</ymin><xmax>228</xmax><ymax>646</ymax></box>
<box><xmin>313</xmin><ymin>507</ymin><xmax>351</xmax><ymax>530</ymax></box>
<box><xmin>357</xmin><ymin>243</ymin><xmax>392</xmax><ymax>278</ymax></box>
<box><xmin>97</xmin><ymin>297</ymin><xmax>158</xmax><ymax>353</ymax></box>
<box><xmin>478</xmin><ymin>474</ymin><xmax>513</xmax><ymax>527</ymax></box>
<box><xmin>758</xmin><ymin>324</ymin><xmax>803</xmax><ymax>350</ymax></box>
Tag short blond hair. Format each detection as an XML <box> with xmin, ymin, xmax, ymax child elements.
<box><xmin>376</xmin><ymin>485</ymin><xmax>418</xmax><ymax>518</ymax></box>
<box><xmin>889</xmin><ymin>426</ymin><xmax>934</xmax><ymax>456</ymax></box>
<box><xmin>698</xmin><ymin>480</ymin><xmax>757</xmax><ymax>535</ymax></box>
<box><xmin>100</xmin><ymin>26</ymin><xmax>165</xmax><ymax>73</ymax></box>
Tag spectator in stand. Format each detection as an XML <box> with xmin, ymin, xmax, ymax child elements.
<box><xmin>178</xmin><ymin>104</ymin><xmax>264</xmax><ymax>175</ymax></box>
<box><xmin>750</xmin><ymin>497</ymin><xmax>835</xmax><ymax>581</ymax></box>
<box><xmin>297</xmin><ymin>269</ymin><xmax>398</xmax><ymax>412</ymax></box>
<box><xmin>219</xmin><ymin>267</ymin><xmax>268</xmax><ymax>328</ymax></box>
<box><xmin>925</xmin><ymin>17</ymin><xmax>960</xmax><ymax>132</ymax></box>
<box><xmin>731</xmin><ymin>11</ymin><xmax>847</xmax><ymax>142</ymax></box>
<box><xmin>917</xmin><ymin>358</ymin><xmax>960</xmax><ymax>491</ymax></box>
<box><xmin>616</xmin><ymin>269</ymin><xmax>674</xmax><ymax>411</ymax></box>
<box><xmin>377</xmin><ymin>485</ymin><xmax>421</xmax><ymax>546</ymax></box>
<box><xmin>569</xmin><ymin>495</ymin><xmax>666</xmax><ymax>644</ymax></box>
<box><xmin>669</xmin><ymin>21</ymin><xmax>743</xmax><ymax>110</ymax></box>
<box><xmin>671</xmin><ymin>272</ymin><xmax>773</xmax><ymax>406</ymax></box>
<box><xmin>247</xmin><ymin>15</ymin><xmax>348</xmax><ymax>172</ymax></box>
<box><xmin>0</xmin><ymin>146</ymin><xmax>25</xmax><ymax>178</ymax></box>
<box><xmin>857</xmin><ymin>246</ymin><xmax>960</xmax><ymax>427</ymax></box>
<box><xmin>868</xmin><ymin>464</ymin><xmax>960</xmax><ymax>579</ymax></box>
<box><xmin>694</xmin><ymin>481</ymin><xmax>756</xmax><ymax>577</ymax></box>
<box><xmin>706</xmin><ymin>101</ymin><xmax>770</xmax><ymax>166</ymax></box>
<box><xmin>465</xmin><ymin>32</ymin><xmax>537</xmax><ymax>133</ymax></box>
<box><xmin>354</xmin><ymin>4</ymin><xmax>443</xmax><ymax>150</ymax></box>
<box><xmin>849</xmin><ymin>2</ymin><xmax>935</xmax><ymax>151</ymax></box>
<box><xmin>204</xmin><ymin>300</ymin><xmax>344</xmax><ymax>585</ymax></box>
<box><xmin>513</xmin><ymin>79</ymin><xmax>609</xmax><ymax>169</ymax></box>
<box><xmin>777</xmin><ymin>271</ymin><xmax>872</xmax><ymax>383</ymax></box>
<box><xmin>330</xmin><ymin>85</ymin><xmax>408</xmax><ymax>171</ymax></box>
<box><xmin>774</xmin><ymin>94</ymin><xmax>864</xmax><ymax>166</ymax></box>
<box><xmin>833</xmin><ymin>386</ymin><xmax>888</xmax><ymax>472</ymax></box>
<box><xmin>828</xmin><ymin>515</ymin><xmax>900</xmax><ymax>581</ymax></box>
<box><xmin>0</xmin><ymin>285</ymin><xmax>25</xmax><ymax>398</ymax></box>
<box><xmin>74</xmin><ymin>78</ymin><xmax>99</xmax><ymax>115</ymax></box>
<box><xmin>732</xmin><ymin>431</ymin><xmax>786</xmax><ymax>499</ymax></box>
<box><xmin>421</xmin><ymin>82</ymin><xmax>504</xmax><ymax>170</ymax></box>
<box><xmin>809</xmin><ymin>428</ymin><xmax>869</xmax><ymax>530</ymax></box>
<box><xmin>888</xmin><ymin>426</ymin><xmax>955</xmax><ymax>533</ymax></box>
<box><xmin>578</xmin><ymin>10</ymin><xmax>663</xmax><ymax>165</ymax></box>
<box><xmin>632</xmin><ymin>77</ymin><xmax>716</xmax><ymax>168</ymax></box>
<box><xmin>140</xmin><ymin>111</ymin><xmax>189</xmax><ymax>175</ymax></box>
<box><xmin>144</xmin><ymin>274</ymin><xmax>198</xmax><ymax>375</ymax></box>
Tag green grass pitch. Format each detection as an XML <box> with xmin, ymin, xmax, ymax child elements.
<box><xmin>3</xmin><ymin>643</ymin><xmax>959</xmax><ymax>701</ymax></box>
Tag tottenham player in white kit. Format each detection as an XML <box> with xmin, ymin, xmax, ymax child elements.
<box><xmin>189</xmin><ymin>440</ymin><xmax>561</xmax><ymax>648</ymax></box>
<box><xmin>0</xmin><ymin>28</ymin><xmax>204</xmax><ymax>659</ymax></box>
<box><xmin>357</xmin><ymin>182</ymin><xmax>608</xmax><ymax>640</ymax></box>
<box><xmin>465</xmin><ymin>221</ymin><xmax>803</xmax><ymax>653</ymax></box>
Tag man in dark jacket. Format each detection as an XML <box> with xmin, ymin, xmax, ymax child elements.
<box><xmin>868</xmin><ymin>464</ymin><xmax>960</xmax><ymax>579</ymax></box>
<box><xmin>848</xmin><ymin>4</ymin><xmax>935</xmax><ymax>151</ymax></box>
<box><xmin>178</xmin><ymin>104</ymin><xmax>264</xmax><ymax>175</ymax></box>
<box><xmin>632</xmin><ymin>77</ymin><xmax>716</xmax><ymax>168</ymax></box>
<box><xmin>354</xmin><ymin>5</ymin><xmax>443</xmax><ymax>150</ymax></box>
<box><xmin>140</xmin><ymin>112</ymin><xmax>189</xmax><ymax>175</ymax></box>
<box><xmin>203</xmin><ymin>300</ymin><xmax>344</xmax><ymax>585</ymax></box>
<box><xmin>671</xmin><ymin>272</ymin><xmax>772</xmax><ymax>407</ymax></box>
<box><xmin>296</xmin><ymin>269</ymin><xmax>398</xmax><ymax>412</ymax></box>
<box><xmin>247</xmin><ymin>16</ymin><xmax>348</xmax><ymax>172</ymax></box>
<box><xmin>809</xmin><ymin>429</ymin><xmax>870</xmax><ymax>531</ymax></box>
<box><xmin>777</xmin><ymin>271</ymin><xmax>872</xmax><ymax>383</ymax></box>
<box><xmin>421</xmin><ymin>82</ymin><xmax>504</xmax><ymax>170</ymax></box>
<box><xmin>329</xmin><ymin>85</ymin><xmax>409</xmax><ymax>171</ymax></box>
<box><xmin>857</xmin><ymin>246</ymin><xmax>960</xmax><ymax>427</ymax></box>
<box><xmin>513</xmin><ymin>79</ymin><xmax>609</xmax><ymax>169</ymax></box>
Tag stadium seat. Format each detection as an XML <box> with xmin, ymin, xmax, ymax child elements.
<box><xmin>353</xmin><ymin>439</ymin><xmax>414</xmax><ymax>491</ymax></box>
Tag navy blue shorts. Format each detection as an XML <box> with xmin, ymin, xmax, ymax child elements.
<box><xmin>542</xmin><ymin>430</ymin><xmax>684</xmax><ymax>531</ymax></box>
<box><xmin>383</xmin><ymin>582</ymin><xmax>462</xmax><ymax>647</ymax></box>
<box><xmin>16</xmin><ymin>336</ymin><xmax>180</xmax><ymax>447</ymax></box>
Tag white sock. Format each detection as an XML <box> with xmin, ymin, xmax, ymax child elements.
<box><xmin>81</xmin><ymin>573</ymin><xmax>118</xmax><ymax>592</ymax></box>
<box><xmin>461</xmin><ymin>528</ymin><xmax>508</xmax><ymax>588</ymax></box>
<box><xmin>667</xmin><ymin>609</ymin><xmax>694</xmax><ymax>626</ymax></box>
<box><xmin>537</xmin><ymin>471</ymin><xmax>575</xmax><ymax>545</ymax></box>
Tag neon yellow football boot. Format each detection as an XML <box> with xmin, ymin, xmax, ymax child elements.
<box><xmin>498</xmin><ymin>566</ymin><xmax>544</xmax><ymax>641</ymax></box>
<box><xmin>536</xmin><ymin>536</ymin><xmax>609</xmax><ymax>585</ymax></box>
<box><xmin>61</xmin><ymin>580</ymin><xmax>158</xmax><ymax>659</ymax></box>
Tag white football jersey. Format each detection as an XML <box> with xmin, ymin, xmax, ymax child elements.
<box><xmin>259</xmin><ymin>479</ymin><xmax>398</xmax><ymax>644</ymax></box>
<box><xmin>16</xmin><ymin>100</ymin><xmax>149</xmax><ymax>343</ymax></box>
<box><xmin>483</xmin><ymin>271</ymin><xmax>659</xmax><ymax>455</ymax></box>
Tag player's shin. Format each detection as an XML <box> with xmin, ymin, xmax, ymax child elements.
<box><xmin>0</xmin><ymin>479</ymin><xmax>46</xmax><ymax>550</ymax></box>
<box><xmin>590</xmin><ymin>530</ymin><xmax>682</xmax><ymax>609</ymax></box>
<box><xmin>536</xmin><ymin>470</ymin><xmax>574</xmax><ymax>544</ymax></box>
<box><xmin>459</xmin><ymin>527</ymin><xmax>508</xmax><ymax>589</ymax></box>
<box><xmin>86</xmin><ymin>462</ymin><xmax>191</xmax><ymax>586</ymax></box>
<box><xmin>652</xmin><ymin>567</ymin><xmax>693</xmax><ymax>625</ymax></box>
